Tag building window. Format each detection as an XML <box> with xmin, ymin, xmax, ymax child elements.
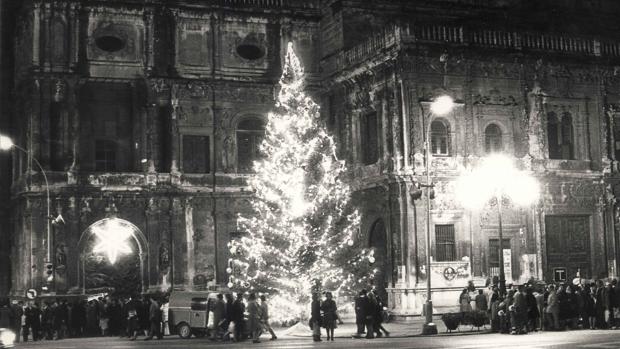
<box><xmin>547</xmin><ymin>112</ymin><xmax>574</xmax><ymax>160</ymax></box>
<box><xmin>95</xmin><ymin>139</ymin><xmax>117</xmax><ymax>172</ymax></box>
<box><xmin>360</xmin><ymin>112</ymin><xmax>379</xmax><ymax>165</ymax></box>
<box><xmin>488</xmin><ymin>238</ymin><xmax>511</xmax><ymax>277</ymax></box>
<box><xmin>484</xmin><ymin>124</ymin><xmax>503</xmax><ymax>154</ymax></box>
<box><xmin>237</xmin><ymin>118</ymin><xmax>265</xmax><ymax>173</ymax></box>
<box><xmin>430</xmin><ymin>120</ymin><xmax>450</xmax><ymax>156</ymax></box>
<box><xmin>182</xmin><ymin>135</ymin><xmax>210</xmax><ymax>173</ymax></box>
<box><xmin>435</xmin><ymin>224</ymin><xmax>456</xmax><ymax>261</ymax></box>
<box><xmin>79</xmin><ymin>82</ymin><xmax>133</xmax><ymax>172</ymax></box>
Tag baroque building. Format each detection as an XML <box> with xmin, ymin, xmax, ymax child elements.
<box><xmin>2</xmin><ymin>0</ymin><xmax>620</xmax><ymax>316</ymax></box>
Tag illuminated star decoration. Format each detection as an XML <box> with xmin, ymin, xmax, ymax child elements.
<box><xmin>92</xmin><ymin>218</ymin><xmax>134</xmax><ymax>264</ymax></box>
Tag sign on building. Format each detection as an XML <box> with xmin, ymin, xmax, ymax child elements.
<box><xmin>503</xmin><ymin>249</ymin><xmax>512</xmax><ymax>282</ymax></box>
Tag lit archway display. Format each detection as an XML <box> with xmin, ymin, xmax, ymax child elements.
<box><xmin>91</xmin><ymin>218</ymin><xmax>134</xmax><ymax>264</ymax></box>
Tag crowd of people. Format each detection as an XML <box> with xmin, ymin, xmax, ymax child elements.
<box><xmin>462</xmin><ymin>278</ymin><xmax>620</xmax><ymax>335</ymax></box>
<box><xmin>0</xmin><ymin>292</ymin><xmax>282</xmax><ymax>344</ymax></box>
<box><xmin>0</xmin><ymin>295</ymin><xmax>168</xmax><ymax>343</ymax></box>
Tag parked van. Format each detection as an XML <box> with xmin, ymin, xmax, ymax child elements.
<box><xmin>168</xmin><ymin>291</ymin><xmax>219</xmax><ymax>338</ymax></box>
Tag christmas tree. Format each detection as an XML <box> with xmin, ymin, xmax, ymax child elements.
<box><xmin>228</xmin><ymin>43</ymin><xmax>375</xmax><ymax>322</ymax></box>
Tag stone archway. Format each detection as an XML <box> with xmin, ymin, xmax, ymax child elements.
<box><xmin>77</xmin><ymin>218</ymin><xmax>148</xmax><ymax>295</ymax></box>
<box><xmin>368</xmin><ymin>219</ymin><xmax>390</xmax><ymax>301</ymax></box>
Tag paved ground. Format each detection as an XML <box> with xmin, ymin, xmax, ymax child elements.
<box><xmin>13</xmin><ymin>327</ymin><xmax>620</xmax><ymax>349</ymax></box>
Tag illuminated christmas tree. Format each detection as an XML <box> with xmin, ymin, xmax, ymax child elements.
<box><xmin>228</xmin><ymin>42</ymin><xmax>375</xmax><ymax>322</ymax></box>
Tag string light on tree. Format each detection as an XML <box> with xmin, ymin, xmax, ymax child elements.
<box><xmin>229</xmin><ymin>42</ymin><xmax>375</xmax><ymax>323</ymax></box>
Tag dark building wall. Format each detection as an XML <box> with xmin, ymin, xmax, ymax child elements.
<box><xmin>4</xmin><ymin>0</ymin><xmax>321</xmax><ymax>296</ymax></box>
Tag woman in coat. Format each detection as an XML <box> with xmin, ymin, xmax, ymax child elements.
<box><xmin>321</xmin><ymin>292</ymin><xmax>337</xmax><ymax>341</ymax></box>
<box><xmin>459</xmin><ymin>288</ymin><xmax>472</xmax><ymax>315</ymax></box>
<box><xmin>247</xmin><ymin>293</ymin><xmax>261</xmax><ymax>344</ymax></box>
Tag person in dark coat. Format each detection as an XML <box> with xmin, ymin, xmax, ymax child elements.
<box><xmin>567</xmin><ymin>286</ymin><xmax>580</xmax><ymax>329</ymax></box>
<box><xmin>583</xmin><ymin>285</ymin><xmax>596</xmax><ymax>329</ymax></box>
<box><xmin>557</xmin><ymin>285</ymin><xmax>569</xmax><ymax>330</ymax></box>
<box><xmin>144</xmin><ymin>297</ymin><xmax>161</xmax><ymax>340</ymax></box>
<box><xmin>525</xmin><ymin>287</ymin><xmax>539</xmax><ymax>331</ymax></box>
<box><xmin>512</xmin><ymin>285</ymin><xmax>528</xmax><ymax>334</ymax></box>
<box><xmin>354</xmin><ymin>289</ymin><xmax>368</xmax><ymax>337</ymax></box>
<box><xmin>24</xmin><ymin>302</ymin><xmax>41</xmax><ymax>342</ymax></box>
<box><xmin>138</xmin><ymin>298</ymin><xmax>149</xmax><ymax>337</ymax></box>
<box><xmin>0</xmin><ymin>299</ymin><xmax>12</xmax><ymax>329</ymax></box>
<box><xmin>231</xmin><ymin>293</ymin><xmax>245</xmax><ymax>342</ymax></box>
<box><xmin>126</xmin><ymin>297</ymin><xmax>139</xmax><ymax>341</ymax></box>
<box><xmin>371</xmin><ymin>291</ymin><xmax>389</xmax><ymax>337</ymax></box>
<box><xmin>9</xmin><ymin>300</ymin><xmax>23</xmax><ymax>343</ymax></box>
<box><xmin>55</xmin><ymin>299</ymin><xmax>68</xmax><ymax>339</ymax></box>
<box><xmin>310</xmin><ymin>293</ymin><xmax>322</xmax><ymax>342</ymax></box>
<box><xmin>475</xmin><ymin>289</ymin><xmax>488</xmax><ymax>312</ymax></box>
<box><xmin>246</xmin><ymin>293</ymin><xmax>261</xmax><ymax>343</ymax></box>
<box><xmin>223</xmin><ymin>293</ymin><xmax>234</xmax><ymax>340</ymax></box>
<box><xmin>321</xmin><ymin>292</ymin><xmax>337</xmax><ymax>341</ymax></box>
<box><xmin>71</xmin><ymin>300</ymin><xmax>86</xmax><ymax>337</ymax></box>
<box><xmin>606</xmin><ymin>282</ymin><xmax>615</xmax><ymax>329</ymax></box>
<box><xmin>613</xmin><ymin>279</ymin><xmax>620</xmax><ymax>329</ymax></box>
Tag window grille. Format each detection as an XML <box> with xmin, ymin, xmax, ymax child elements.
<box><xmin>435</xmin><ymin>224</ymin><xmax>456</xmax><ymax>261</ymax></box>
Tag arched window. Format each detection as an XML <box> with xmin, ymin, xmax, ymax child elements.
<box><xmin>484</xmin><ymin>123</ymin><xmax>503</xmax><ymax>154</ymax></box>
<box><xmin>430</xmin><ymin>120</ymin><xmax>450</xmax><ymax>156</ymax></box>
<box><xmin>237</xmin><ymin>117</ymin><xmax>265</xmax><ymax>172</ymax></box>
<box><xmin>547</xmin><ymin>112</ymin><xmax>574</xmax><ymax>160</ymax></box>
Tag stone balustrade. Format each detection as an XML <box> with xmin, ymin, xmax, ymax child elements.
<box><xmin>324</xmin><ymin>23</ymin><xmax>620</xmax><ymax>77</ymax></box>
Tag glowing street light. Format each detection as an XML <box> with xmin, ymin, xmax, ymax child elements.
<box><xmin>0</xmin><ymin>134</ymin><xmax>53</xmax><ymax>284</ymax></box>
<box><xmin>456</xmin><ymin>154</ymin><xmax>539</xmax><ymax>294</ymax></box>
<box><xmin>419</xmin><ymin>95</ymin><xmax>455</xmax><ymax>335</ymax></box>
<box><xmin>430</xmin><ymin>95</ymin><xmax>455</xmax><ymax>116</ymax></box>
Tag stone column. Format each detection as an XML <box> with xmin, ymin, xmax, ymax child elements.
<box><xmin>144</xmin><ymin>7</ymin><xmax>155</xmax><ymax>75</ymax></box>
<box><xmin>170</xmin><ymin>87</ymin><xmax>181</xmax><ymax>176</ymax></box>
<box><xmin>67</xmin><ymin>80</ymin><xmax>80</xmax><ymax>183</ymax></box>
<box><xmin>391</xmin><ymin>73</ymin><xmax>404</xmax><ymax>172</ymax></box>
<box><xmin>69</xmin><ymin>3</ymin><xmax>80</xmax><ymax>71</ymax></box>
<box><xmin>170</xmin><ymin>197</ymin><xmax>185</xmax><ymax>289</ymax></box>
<box><xmin>145</xmin><ymin>198</ymin><xmax>160</xmax><ymax>291</ymax></box>
<box><xmin>41</xmin><ymin>2</ymin><xmax>52</xmax><ymax>71</ymax></box>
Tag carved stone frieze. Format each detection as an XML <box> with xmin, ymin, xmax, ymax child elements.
<box><xmin>473</xmin><ymin>87</ymin><xmax>518</xmax><ymax>106</ymax></box>
<box><xmin>471</xmin><ymin>59</ymin><xmax>521</xmax><ymax>79</ymax></box>
<box><xmin>214</xmin><ymin>85</ymin><xmax>274</xmax><ymax>104</ymax></box>
<box><xmin>541</xmin><ymin>180</ymin><xmax>605</xmax><ymax>210</ymax></box>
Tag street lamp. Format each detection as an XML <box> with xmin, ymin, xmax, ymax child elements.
<box><xmin>418</xmin><ymin>95</ymin><xmax>454</xmax><ymax>335</ymax></box>
<box><xmin>456</xmin><ymin>154</ymin><xmax>539</xmax><ymax>295</ymax></box>
<box><xmin>0</xmin><ymin>134</ymin><xmax>53</xmax><ymax>282</ymax></box>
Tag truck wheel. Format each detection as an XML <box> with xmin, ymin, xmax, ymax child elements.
<box><xmin>177</xmin><ymin>323</ymin><xmax>191</xmax><ymax>339</ymax></box>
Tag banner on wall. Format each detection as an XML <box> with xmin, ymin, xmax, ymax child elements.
<box><xmin>503</xmin><ymin>249</ymin><xmax>512</xmax><ymax>282</ymax></box>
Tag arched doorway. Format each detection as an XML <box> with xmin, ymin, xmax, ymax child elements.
<box><xmin>77</xmin><ymin>218</ymin><xmax>148</xmax><ymax>295</ymax></box>
<box><xmin>369</xmin><ymin>219</ymin><xmax>390</xmax><ymax>302</ymax></box>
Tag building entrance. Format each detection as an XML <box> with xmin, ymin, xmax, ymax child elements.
<box><xmin>77</xmin><ymin>218</ymin><xmax>148</xmax><ymax>295</ymax></box>
<box><xmin>545</xmin><ymin>215</ymin><xmax>591</xmax><ymax>282</ymax></box>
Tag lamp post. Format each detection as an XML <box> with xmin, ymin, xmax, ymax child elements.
<box><xmin>456</xmin><ymin>154</ymin><xmax>539</xmax><ymax>295</ymax></box>
<box><xmin>419</xmin><ymin>95</ymin><xmax>454</xmax><ymax>335</ymax></box>
<box><xmin>0</xmin><ymin>135</ymin><xmax>53</xmax><ymax>284</ymax></box>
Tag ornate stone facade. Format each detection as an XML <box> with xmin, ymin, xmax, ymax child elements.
<box><xmin>321</xmin><ymin>0</ymin><xmax>620</xmax><ymax>315</ymax></box>
<box><xmin>1</xmin><ymin>0</ymin><xmax>620</xmax><ymax>317</ymax></box>
<box><xmin>1</xmin><ymin>0</ymin><xmax>320</xmax><ymax>295</ymax></box>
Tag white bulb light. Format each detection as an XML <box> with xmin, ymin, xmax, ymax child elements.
<box><xmin>0</xmin><ymin>135</ymin><xmax>14</xmax><ymax>151</ymax></box>
<box><xmin>430</xmin><ymin>95</ymin><xmax>455</xmax><ymax>116</ymax></box>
